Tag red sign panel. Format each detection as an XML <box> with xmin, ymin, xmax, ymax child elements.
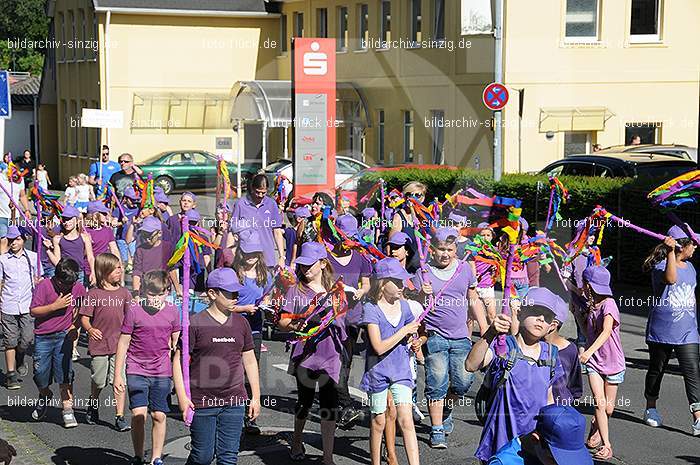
<box><xmin>292</xmin><ymin>38</ymin><xmax>337</xmax><ymax>199</ymax></box>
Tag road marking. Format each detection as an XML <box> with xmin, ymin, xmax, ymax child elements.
<box><xmin>273</xmin><ymin>363</ymin><xmax>368</xmax><ymax>401</ymax></box>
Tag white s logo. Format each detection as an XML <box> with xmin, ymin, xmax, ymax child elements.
<box><xmin>303</xmin><ymin>41</ymin><xmax>327</xmax><ymax>76</ymax></box>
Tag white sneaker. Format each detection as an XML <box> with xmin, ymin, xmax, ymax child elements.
<box><xmin>644</xmin><ymin>408</ymin><xmax>662</xmax><ymax>427</ymax></box>
<box><xmin>63</xmin><ymin>409</ymin><xmax>78</xmax><ymax>428</ymax></box>
<box><xmin>693</xmin><ymin>418</ymin><xmax>700</xmax><ymax>437</ymax></box>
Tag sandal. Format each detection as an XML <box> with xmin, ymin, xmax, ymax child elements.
<box><xmin>592</xmin><ymin>444</ymin><xmax>613</xmax><ymax>460</ymax></box>
<box><xmin>289</xmin><ymin>444</ymin><xmax>306</xmax><ymax>462</ymax></box>
<box><xmin>586</xmin><ymin>438</ymin><xmax>602</xmax><ymax>450</ymax></box>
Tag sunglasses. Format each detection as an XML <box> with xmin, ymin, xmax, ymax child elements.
<box><xmin>388</xmin><ymin>278</ymin><xmax>405</xmax><ymax>289</ymax></box>
<box><xmin>217</xmin><ymin>289</ymin><xmax>239</xmax><ymax>300</ymax></box>
<box><xmin>118</xmin><ymin>159</ymin><xmax>131</xmax><ymax>164</ymax></box>
<box><xmin>406</xmin><ymin>192</ymin><xmax>425</xmax><ymax>199</ymax></box>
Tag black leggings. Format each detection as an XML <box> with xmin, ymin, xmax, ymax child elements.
<box><xmin>644</xmin><ymin>342</ymin><xmax>700</xmax><ymax>411</ymax></box>
<box><xmin>295</xmin><ymin>367</ymin><xmax>339</xmax><ymax>422</ymax></box>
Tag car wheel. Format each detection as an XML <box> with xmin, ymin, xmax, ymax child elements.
<box><xmin>156</xmin><ymin>176</ymin><xmax>175</xmax><ymax>195</ymax></box>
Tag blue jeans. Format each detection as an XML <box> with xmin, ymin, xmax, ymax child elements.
<box><xmin>33</xmin><ymin>330</ymin><xmax>74</xmax><ymax>389</ymax></box>
<box><xmin>187</xmin><ymin>405</ymin><xmax>245</xmax><ymax>465</ymax></box>
<box><xmin>424</xmin><ymin>332</ymin><xmax>474</xmax><ymax>401</ymax></box>
<box><xmin>116</xmin><ymin>239</ymin><xmax>136</xmax><ymax>263</ymax></box>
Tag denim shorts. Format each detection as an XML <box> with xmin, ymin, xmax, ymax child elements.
<box><xmin>368</xmin><ymin>383</ymin><xmax>413</xmax><ymax>415</ymax></box>
<box><xmin>424</xmin><ymin>332</ymin><xmax>475</xmax><ymax>401</ymax></box>
<box><xmin>116</xmin><ymin>239</ymin><xmax>136</xmax><ymax>263</ymax></box>
<box><xmin>33</xmin><ymin>330</ymin><xmax>74</xmax><ymax>389</ymax></box>
<box><xmin>126</xmin><ymin>374</ymin><xmax>172</xmax><ymax>412</ymax></box>
<box><xmin>585</xmin><ymin>365</ymin><xmax>625</xmax><ymax>385</ymax></box>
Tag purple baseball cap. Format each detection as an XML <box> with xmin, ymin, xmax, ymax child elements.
<box><xmin>123</xmin><ymin>186</ymin><xmax>139</xmax><ymax>200</ymax></box>
<box><xmin>87</xmin><ymin>201</ymin><xmax>110</xmax><ymax>215</ymax></box>
<box><xmin>61</xmin><ymin>205</ymin><xmax>80</xmax><ymax>219</ymax></box>
<box><xmin>374</xmin><ymin>257</ymin><xmax>411</xmax><ymax>281</ymax></box>
<box><xmin>388</xmin><ymin>231</ymin><xmax>410</xmax><ymax>246</ymax></box>
<box><xmin>294</xmin><ymin>206</ymin><xmax>311</xmax><ymax>219</ymax></box>
<box><xmin>206</xmin><ymin>268</ymin><xmax>244</xmax><ymax>293</ymax></box>
<box><xmin>434</xmin><ymin>227</ymin><xmax>458</xmax><ymax>242</ymax></box>
<box><xmin>582</xmin><ymin>265</ymin><xmax>613</xmax><ymax>296</ymax></box>
<box><xmin>336</xmin><ymin>214</ymin><xmax>358</xmax><ymax>236</ymax></box>
<box><xmin>154</xmin><ymin>188</ymin><xmax>169</xmax><ymax>204</ymax></box>
<box><xmin>140</xmin><ymin>216</ymin><xmax>162</xmax><ymax>234</ymax></box>
<box><xmin>181</xmin><ymin>191</ymin><xmax>196</xmax><ymax>202</ymax></box>
<box><xmin>6</xmin><ymin>225</ymin><xmax>23</xmax><ymax>240</ymax></box>
<box><xmin>295</xmin><ymin>242</ymin><xmax>328</xmax><ymax>266</ymax></box>
<box><xmin>523</xmin><ymin>287</ymin><xmax>568</xmax><ymax>324</ymax></box>
<box><xmin>238</xmin><ymin>229</ymin><xmax>264</xmax><ymax>254</ymax></box>
<box><xmin>667</xmin><ymin>225</ymin><xmax>690</xmax><ymax>240</ymax></box>
<box><xmin>362</xmin><ymin>207</ymin><xmax>377</xmax><ymax>220</ymax></box>
<box><xmin>477</xmin><ymin>222</ymin><xmax>492</xmax><ymax>230</ymax></box>
<box><xmin>536</xmin><ymin>405</ymin><xmax>593</xmax><ymax>465</ymax></box>
<box><xmin>185</xmin><ymin>209</ymin><xmax>201</xmax><ymax>223</ymax></box>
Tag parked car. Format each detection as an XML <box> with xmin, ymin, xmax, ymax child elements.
<box><xmin>140</xmin><ymin>150</ymin><xmax>260</xmax><ymax>194</ymax></box>
<box><xmin>540</xmin><ymin>153</ymin><xmax>698</xmax><ymax>179</ymax></box>
<box><xmin>263</xmin><ymin>156</ymin><xmax>369</xmax><ymax>196</ymax></box>
<box><xmin>597</xmin><ymin>144</ymin><xmax>697</xmax><ymax>162</ymax></box>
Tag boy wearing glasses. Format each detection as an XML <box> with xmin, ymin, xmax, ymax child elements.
<box><xmin>114</xmin><ymin>270</ymin><xmax>181</xmax><ymax>465</ymax></box>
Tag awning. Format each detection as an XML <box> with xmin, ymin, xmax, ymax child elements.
<box><xmin>229</xmin><ymin>80</ymin><xmax>371</xmax><ymax>128</ymax></box>
<box><xmin>539</xmin><ymin>107</ymin><xmax>614</xmax><ymax>132</ymax></box>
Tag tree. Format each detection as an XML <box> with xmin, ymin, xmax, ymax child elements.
<box><xmin>0</xmin><ymin>0</ymin><xmax>49</xmax><ymax>75</ymax></box>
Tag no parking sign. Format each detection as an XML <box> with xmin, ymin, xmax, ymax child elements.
<box><xmin>483</xmin><ymin>83</ymin><xmax>509</xmax><ymax>111</ymax></box>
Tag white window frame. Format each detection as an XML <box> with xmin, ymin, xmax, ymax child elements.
<box><xmin>629</xmin><ymin>0</ymin><xmax>662</xmax><ymax>43</ymax></box>
<box><xmin>564</xmin><ymin>0</ymin><xmax>600</xmax><ymax>43</ymax></box>
<box><xmin>563</xmin><ymin>131</ymin><xmax>592</xmax><ymax>157</ymax></box>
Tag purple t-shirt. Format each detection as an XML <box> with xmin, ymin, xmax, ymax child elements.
<box><xmin>79</xmin><ymin>287</ymin><xmax>131</xmax><ymax>356</ymax></box>
<box><xmin>552</xmin><ymin>342</ymin><xmax>583</xmax><ymax>406</ymax></box>
<box><xmin>647</xmin><ymin>260</ymin><xmax>699</xmax><ymax>345</ymax></box>
<box><xmin>31</xmin><ymin>279</ymin><xmax>87</xmax><ymax>335</ymax></box>
<box><xmin>328</xmin><ymin>251</ymin><xmax>372</xmax><ymax>288</ymax></box>
<box><xmin>284</xmin><ymin>284</ymin><xmax>347</xmax><ymax>383</ymax></box>
<box><xmin>231</xmin><ymin>195</ymin><xmax>283</xmax><ymax>267</ymax></box>
<box><xmin>476</xmin><ymin>338</ymin><xmax>564</xmax><ymax>461</ymax></box>
<box><xmin>585</xmin><ymin>298</ymin><xmax>625</xmax><ymax>375</ymax></box>
<box><xmin>60</xmin><ymin>235</ymin><xmax>88</xmax><ymax>273</ymax></box>
<box><xmin>186</xmin><ymin>310</ymin><xmax>254</xmax><ymax>409</ymax></box>
<box><xmin>359</xmin><ymin>301</ymin><xmax>415</xmax><ymax>393</ymax></box>
<box><xmin>114</xmin><ymin>206</ymin><xmax>138</xmax><ymax>241</ymax></box>
<box><xmin>412</xmin><ymin>261</ymin><xmax>476</xmax><ymax>339</ymax></box>
<box><xmin>86</xmin><ymin>226</ymin><xmax>116</xmax><ymax>257</ymax></box>
<box><xmin>120</xmin><ymin>302</ymin><xmax>181</xmax><ymax>377</ymax></box>
<box><xmin>133</xmin><ymin>240</ymin><xmax>172</xmax><ymax>278</ymax></box>
<box><xmin>284</xmin><ymin>226</ymin><xmax>297</xmax><ymax>267</ymax></box>
<box><xmin>475</xmin><ymin>260</ymin><xmax>495</xmax><ymax>288</ymax></box>
<box><xmin>237</xmin><ymin>274</ymin><xmax>273</xmax><ymax>333</ymax></box>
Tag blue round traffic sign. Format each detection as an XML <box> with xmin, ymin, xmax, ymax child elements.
<box><xmin>483</xmin><ymin>83</ymin><xmax>509</xmax><ymax>111</ymax></box>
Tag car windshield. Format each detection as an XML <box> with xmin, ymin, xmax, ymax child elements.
<box><xmin>264</xmin><ymin>160</ymin><xmax>291</xmax><ymax>173</ymax></box>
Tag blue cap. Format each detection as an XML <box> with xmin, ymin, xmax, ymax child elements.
<box><xmin>206</xmin><ymin>268</ymin><xmax>244</xmax><ymax>293</ymax></box>
<box><xmin>294</xmin><ymin>206</ymin><xmax>311</xmax><ymax>219</ymax></box>
<box><xmin>535</xmin><ymin>405</ymin><xmax>593</xmax><ymax>465</ymax></box>
<box><xmin>140</xmin><ymin>216</ymin><xmax>162</xmax><ymax>234</ymax></box>
<box><xmin>6</xmin><ymin>225</ymin><xmax>23</xmax><ymax>240</ymax></box>
<box><xmin>387</xmin><ymin>231</ymin><xmax>410</xmax><ymax>246</ymax></box>
<box><xmin>123</xmin><ymin>187</ymin><xmax>139</xmax><ymax>200</ymax></box>
<box><xmin>374</xmin><ymin>258</ymin><xmax>411</xmax><ymax>280</ymax></box>
<box><xmin>61</xmin><ymin>205</ymin><xmax>80</xmax><ymax>219</ymax></box>
<box><xmin>362</xmin><ymin>207</ymin><xmax>377</xmax><ymax>220</ymax></box>
<box><xmin>523</xmin><ymin>287</ymin><xmax>568</xmax><ymax>323</ymax></box>
<box><xmin>667</xmin><ymin>225</ymin><xmax>689</xmax><ymax>240</ymax></box>
<box><xmin>434</xmin><ymin>227</ymin><xmax>458</xmax><ymax>242</ymax></box>
<box><xmin>181</xmin><ymin>191</ymin><xmax>196</xmax><ymax>202</ymax></box>
<box><xmin>582</xmin><ymin>265</ymin><xmax>613</xmax><ymax>297</ymax></box>
<box><xmin>238</xmin><ymin>229</ymin><xmax>264</xmax><ymax>254</ymax></box>
<box><xmin>336</xmin><ymin>214</ymin><xmax>358</xmax><ymax>236</ymax></box>
<box><xmin>154</xmin><ymin>188</ymin><xmax>169</xmax><ymax>204</ymax></box>
<box><xmin>185</xmin><ymin>209</ymin><xmax>201</xmax><ymax>223</ymax></box>
<box><xmin>295</xmin><ymin>242</ymin><xmax>328</xmax><ymax>266</ymax></box>
<box><xmin>87</xmin><ymin>201</ymin><xmax>110</xmax><ymax>214</ymax></box>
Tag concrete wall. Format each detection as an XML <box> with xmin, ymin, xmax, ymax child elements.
<box><xmin>4</xmin><ymin>109</ymin><xmax>34</xmax><ymax>159</ymax></box>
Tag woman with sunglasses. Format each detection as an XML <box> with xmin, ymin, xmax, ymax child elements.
<box><xmin>292</xmin><ymin>192</ymin><xmax>335</xmax><ymax>264</ymax></box>
<box><xmin>642</xmin><ymin>226</ymin><xmax>700</xmax><ymax>436</ymax></box>
<box><xmin>361</xmin><ymin>258</ymin><xmax>421</xmax><ymax>465</ymax></box>
<box><xmin>278</xmin><ymin>242</ymin><xmax>343</xmax><ymax>465</ymax></box>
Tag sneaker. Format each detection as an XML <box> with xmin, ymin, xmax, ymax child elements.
<box><xmin>32</xmin><ymin>393</ymin><xmax>53</xmax><ymax>421</ymax></box>
<box><xmin>115</xmin><ymin>415</ymin><xmax>131</xmax><ymax>432</ymax></box>
<box><xmin>412</xmin><ymin>404</ymin><xmax>424</xmax><ymax>424</ymax></box>
<box><xmin>644</xmin><ymin>408</ymin><xmax>663</xmax><ymax>427</ymax></box>
<box><xmin>129</xmin><ymin>457</ymin><xmax>144</xmax><ymax>465</ymax></box>
<box><xmin>85</xmin><ymin>405</ymin><xmax>99</xmax><ymax>425</ymax></box>
<box><xmin>442</xmin><ymin>414</ymin><xmax>454</xmax><ymax>435</ymax></box>
<box><xmin>72</xmin><ymin>348</ymin><xmax>80</xmax><ymax>361</ymax></box>
<box><xmin>429</xmin><ymin>428</ymin><xmax>447</xmax><ymax>449</ymax></box>
<box><xmin>5</xmin><ymin>371</ymin><xmax>21</xmax><ymax>390</ymax></box>
<box><xmin>692</xmin><ymin>418</ymin><xmax>700</xmax><ymax>437</ymax></box>
<box><xmin>338</xmin><ymin>407</ymin><xmax>361</xmax><ymax>429</ymax></box>
<box><xmin>63</xmin><ymin>409</ymin><xmax>78</xmax><ymax>428</ymax></box>
<box><xmin>152</xmin><ymin>458</ymin><xmax>164</xmax><ymax>465</ymax></box>
<box><xmin>17</xmin><ymin>360</ymin><xmax>29</xmax><ymax>377</ymax></box>
<box><xmin>244</xmin><ymin>417</ymin><xmax>261</xmax><ymax>435</ymax></box>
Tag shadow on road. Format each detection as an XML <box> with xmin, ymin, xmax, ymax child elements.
<box><xmin>53</xmin><ymin>446</ymin><xmax>132</xmax><ymax>465</ymax></box>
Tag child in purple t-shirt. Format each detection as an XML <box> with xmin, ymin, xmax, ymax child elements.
<box><xmin>574</xmin><ymin>266</ymin><xmax>625</xmax><ymax>461</ymax></box>
<box><xmin>131</xmin><ymin>216</ymin><xmax>175</xmax><ymax>295</ymax></box>
<box><xmin>361</xmin><ymin>258</ymin><xmax>421</xmax><ymax>465</ymax></box>
<box><xmin>29</xmin><ymin>258</ymin><xmax>87</xmax><ymax>428</ymax></box>
<box><xmin>114</xmin><ymin>270</ymin><xmax>181</xmax><ymax>465</ymax></box>
<box><xmin>474</xmin><ymin>223</ymin><xmax>497</xmax><ymax>323</ymax></box>
<box><xmin>79</xmin><ymin>252</ymin><xmax>131</xmax><ymax>431</ymax></box>
<box><xmin>85</xmin><ymin>201</ymin><xmax>120</xmax><ymax>258</ymax></box>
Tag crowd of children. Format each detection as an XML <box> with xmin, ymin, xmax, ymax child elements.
<box><xmin>0</xmin><ymin>159</ymin><xmax>697</xmax><ymax>465</ymax></box>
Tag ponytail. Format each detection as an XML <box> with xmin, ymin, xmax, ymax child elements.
<box><xmin>643</xmin><ymin>243</ymin><xmax>668</xmax><ymax>272</ymax></box>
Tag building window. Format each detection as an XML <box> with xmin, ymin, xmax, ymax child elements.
<box><xmin>565</xmin><ymin>0</ymin><xmax>599</xmax><ymax>41</ymax></box>
<box><xmin>71</xmin><ymin>100</ymin><xmax>78</xmax><ymax>154</ymax></box>
<box><xmin>358</xmin><ymin>4</ymin><xmax>369</xmax><ymax>49</ymax></box>
<box><xmin>92</xmin><ymin>13</ymin><xmax>98</xmax><ymax>59</ymax></box>
<box><xmin>380</xmin><ymin>0</ymin><xmax>392</xmax><ymax>46</ymax></box>
<box><xmin>81</xmin><ymin>100</ymin><xmax>89</xmax><ymax>155</ymax></box>
<box><xmin>625</xmin><ymin>122</ymin><xmax>661</xmax><ymax>144</ymax></box>
<box><xmin>630</xmin><ymin>0</ymin><xmax>661</xmax><ymax>42</ymax></box>
<box><xmin>403</xmin><ymin>111</ymin><xmax>414</xmax><ymax>163</ymax></box>
<box><xmin>293</xmin><ymin>12</ymin><xmax>304</xmax><ymax>38</ymax></box>
<box><xmin>433</xmin><ymin>0</ymin><xmax>445</xmax><ymax>41</ymax></box>
<box><xmin>61</xmin><ymin>99</ymin><xmax>68</xmax><ymax>153</ymax></box>
<box><xmin>79</xmin><ymin>9</ymin><xmax>86</xmax><ymax>60</ymax></box>
<box><xmin>58</xmin><ymin>12</ymin><xmax>65</xmax><ymax>62</ymax></box>
<box><xmin>564</xmin><ymin>132</ymin><xmax>591</xmax><ymax>157</ymax></box>
<box><xmin>431</xmin><ymin>110</ymin><xmax>445</xmax><ymax>164</ymax></box>
<box><xmin>68</xmin><ymin>10</ymin><xmax>75</xmax><ymax>61</ymax></box>
<box><xmin>316</xmin><ymin>8</ymin><xmax>328</xmax><ymax>38</ymax></box>
<box><xmin>378</xmin><ymin>110</ymin><xmax>385</xmax><ymax>163</ymax></box>
<box><xmin>410</xmin><ymin>0</ymin><xmax>422</xmax><ymax>46</ymax></box>
<box><xmin>279</xmin><ymin>15</ymin><xmax>288</xmax><ymax>53</ymax></box>
<box><xmin>337</xmin><ymin>6</ymin><xmax>349</xmax><ymax>51</ymax></box>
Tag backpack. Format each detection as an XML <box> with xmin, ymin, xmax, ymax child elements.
<box><xmin>474</xmin><ymin>335</ymin><xmax>559</xmax><ymax>425</ymax></box>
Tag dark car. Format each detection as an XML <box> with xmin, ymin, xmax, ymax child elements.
<box><xmin>540</xmin><ymin>153</ymin><xmax>698</xmax><ymax>180</ymax></box>
<box><xmin>597</xmin><ymin>144</ymin><xmax>697</xmax><ymax>162</ymax></box>
<box><xmin>140</xmin><ymin>150</ymin><xmax>260</xmax><ymax>194</ymax></box>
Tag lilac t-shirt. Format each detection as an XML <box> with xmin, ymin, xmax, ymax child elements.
<box><xmin>647</xmin><ymin>260</ymin><xmax>699</xmax><ymax>345</ymax></box>
<box><xmin>114</xmin><ymin>206</ymin><xmax>138</xmax><ymax>241</ymax></box>
<box><xmin>133</xmin><ymin>240</ymin><xmax>172</xmax><ymax>278</ymax></box>
<box><xmin>359</xmin><ymin>301</ymin><xmax>415</xmax><ymax>393</ymax></box>
<box><xmin>120</xmin><ymin>302</ymin><xmax>181</xmax><ymax>377</ymax></box>
<box><xmin>284</xmin><ymin>284</ymin><xmax>347</xmax><ymax>383</ymax></box>
<box><xmin>31</xmin><ymin>279</ymin><xmax>87</xmax><ymax>335</ymax></box>
<box><xmin>412</xmin><ymin>262</ymin><xmax>476</xmax><ymax>339</ymax></box>
<box><xmin>475</xmin><ymin>260</ymin><xmax>495</xmax><ymax>288</ymax></box>
<box><xmin>86</xmin><ymin>227</ymin><xmax>116</xmax><ymax>256</ymax></box>
<box><xmin>585</xmin><ymin>298</ymin><xmax>626</xmax><ymax>375</ymax></box>
<box><xmin>552</xmin><ymin>342</ymin><xmax>583</xmax><ymax>406</ymax></box>
<box><xmin>328</xmin><ymin>251</ymin><xmax>372</xmax><ymax>288</ymax></box>
<box><xmin>231</xmin><ymin>196</ymin><xmax>283</xmax><ymax>267</ymax></box>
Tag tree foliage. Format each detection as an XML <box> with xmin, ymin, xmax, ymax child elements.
<box><xmin>0</xmin><ymin>0</ymin><xmax>49</xmax><ymax>75</ymax></box>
